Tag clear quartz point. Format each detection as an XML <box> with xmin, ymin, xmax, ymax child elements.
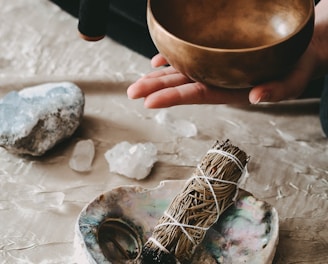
<box><xmin>69</xmin><ymin>139</ymin><xmax>95</xmax><ymax>172</ymax></box>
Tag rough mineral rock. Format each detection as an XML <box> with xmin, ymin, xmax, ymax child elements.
<box><xmin>0</xmin><ymin>82</ymin><xmax>85</xmax><ymax>156</ymax></box>
<box><xmin>104</xmin><ymin>141</ymin><xmax>158</xmax><ymax>180</ymax></box>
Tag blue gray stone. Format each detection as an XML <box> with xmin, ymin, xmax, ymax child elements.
<box><xmin>0</xmin><ymin>82</ymin><xmax>85</xmax><ymax>156</ymax></box>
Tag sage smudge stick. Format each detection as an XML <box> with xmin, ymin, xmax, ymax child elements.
<box><xmin>139</xmin><ymin>140</ymin><xmax>248</xmax><ymax>263</ymax></box>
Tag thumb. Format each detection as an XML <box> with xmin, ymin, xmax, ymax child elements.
<box><xmin>249</xmin><ymin>49</ymin><xmax>316</xmax><ymax>104</ymax></box>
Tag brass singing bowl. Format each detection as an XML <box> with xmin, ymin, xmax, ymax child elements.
<box><xmin>147</xmin><ymin>0</ymin><xmax>314</xmax><ymax>88</ymax></box>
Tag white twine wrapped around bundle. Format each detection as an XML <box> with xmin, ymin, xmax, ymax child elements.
<box><xmin>140</xmin><ymin>140</ymin><xmax>249</xmax><ymax>264</ymax></box>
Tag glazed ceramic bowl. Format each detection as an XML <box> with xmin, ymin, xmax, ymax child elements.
<box><xmin>74</xmin><ymin>180</ymin><xmax>279</xmax><ymax>263</ymax></box>
<box><xmin>147</xmin><ymin>0</ymin><xmax>314</xmax><ymax>88</ymax></box>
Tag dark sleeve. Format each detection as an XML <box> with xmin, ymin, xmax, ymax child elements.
<box><xmin>314</xmin><ymin>0</ymin><xmax>328</xmax><ymax>137</ymax></box>
<box><xmin>50</xmin><ymin>0</ymin><xmax>157</xmax><ymax>58</ymax></box>
<box><xmin>320</xmin><ymin>76</ymin><xmax>328</xmax><ymax>137</ymax></box>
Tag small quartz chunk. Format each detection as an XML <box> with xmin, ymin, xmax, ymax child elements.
<box><xmin>104</xmin><ymin>141</ymin><xmax>158</xmax><ymax>180</ymax></box>
<box><xmin>0</xmin><ymin>82</ymin><xmax>85</xmax><ymax>156</ymax></box>
<box><xmin>155</xmin><ymin>109</ymin><xmax>198</xmax><ymax>137</ymax></box>
<box><xmin>69</xmin><ymin>139</ymin><xmax>95</xmax><ymax>172</ymax></box>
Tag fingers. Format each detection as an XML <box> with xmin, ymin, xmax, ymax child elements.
<box><xmin>151</xmin><ymin>54</ymin><xmax>168</xmax><ymax>68</ymax></box>
<box><xmin>127</xmin><ymin>64</ymin><xmax>250</xmax><ymax>108</ymax></box>
<box><xmin>141</xmin><ymin>66</ymin><xmax>181</xmax><ymax>79</ymax></box>
<box><xmin>127</xmin><ymin>67</ymin><xmax>191</xmax><ymax>99</ymax></box>
<box><xmin>131</xmin><ymin>49</ymin><xmax>317</xmax><ymax>108</ymax></box>
<box><xmin>143</xmin><ymin>84</ymin><xmax>250</xmax><ymax>108</ymax></box>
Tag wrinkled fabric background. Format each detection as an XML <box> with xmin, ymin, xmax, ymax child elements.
<box><xmin>0</xmin><ymin>0</ymin><xmax>327</xmax><ymax>263</ymax></box>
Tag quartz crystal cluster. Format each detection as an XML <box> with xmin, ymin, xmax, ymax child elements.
<box><xmin>155</xmin><ymin>109</ymin><xmax>197</xmax><ymax>137</ymax></box>
<box><xmin>0</xmin><ymin>82</ymin><xmax>85</xmax><ymax>156</ymax></box>
<box><xmin>104</xmin><ymin>141</ymin><xmax>158</xmax><ymax>180</ymax></box>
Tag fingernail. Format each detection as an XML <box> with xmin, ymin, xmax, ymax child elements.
<box><xmin>253</xmin><ymin>93</ymin><xmax>270</xmax><ymax>104</ymax></box>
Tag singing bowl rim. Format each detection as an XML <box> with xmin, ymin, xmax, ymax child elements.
<box><xmin>147</xmin><ymin>0</ymin><xmax>315</xmax><ymax>52</ymax></box>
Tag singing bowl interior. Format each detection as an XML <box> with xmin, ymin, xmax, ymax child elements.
<box><xmin>74</xmin><ymin>180</ymin><xmax>279</xmax><ymax>264</ymax></box>
<box><xmin>147</xmin><ymin>0</ymin><xmax>314</xmax><ymax>88</ymax></box>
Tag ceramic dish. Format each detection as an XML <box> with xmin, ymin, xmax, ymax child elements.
<box><xmin>74</xmin><ymin>180</ymin><xmax>279</xmax><ymax>263</ymax></box>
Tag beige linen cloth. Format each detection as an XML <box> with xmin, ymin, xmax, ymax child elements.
<box><xmin>0</xmin><ymin>0</ymin><xmax>327</xmax><ymax>263</ymax></box>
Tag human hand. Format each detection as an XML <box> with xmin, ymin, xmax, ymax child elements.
<box><xmin>127</xmin><ymin>51</ymin><xmax>315</xmax><ymax>108</ymax></box>
<box><xmin>127</xmin><ymin>54</ymin><xmax>251</xmax><ymax>108</ymax></box>
<box><xmin>127</xmin><ymin>0</ymin><xmax>328</xmax><ymax>108</ymax></box>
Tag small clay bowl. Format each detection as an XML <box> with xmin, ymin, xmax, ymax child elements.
<box><xmin>147</xmin><ymin>0</ymin><xmax>314</xmax><ymax>88</ymax></box>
